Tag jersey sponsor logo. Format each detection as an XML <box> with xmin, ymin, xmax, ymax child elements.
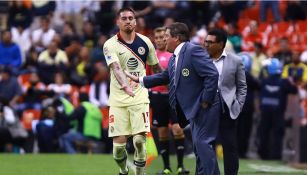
<box><xmin>127</xmin><ymin>58</ymin><xmax>138</xmax><ymax>70</ymax></box>
<box><xmin>138</xmin><ymin>46</ymin><xmax>145</xmax><ymax>55</ymax></box>
<box><xmin>129</xmin><ymin>71</ymin><xmax>140</xmax><ymax>77</ymax></box>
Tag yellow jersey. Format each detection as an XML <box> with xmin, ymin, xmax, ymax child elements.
<box><xmin>103</xmin><ymin>33</ymin><xmax>159</xmax><ymax>107</ymax></box>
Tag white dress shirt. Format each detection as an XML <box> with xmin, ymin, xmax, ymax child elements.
<box><xmin>212</xmin><ymin>50</ymin><xmax>227</xmax><ymax>87</ymax></box>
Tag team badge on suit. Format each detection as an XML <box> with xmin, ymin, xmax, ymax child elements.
<box><xmin>182</xmin><ymin>68</ymin><xmax>189</xmax><ymax>77</ymax></box>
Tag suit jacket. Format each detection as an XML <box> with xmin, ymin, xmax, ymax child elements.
<box><xmin>144</xmin><ymin>42</ymin><xmax>219</xmax><ymax>125</ymax></box>
<box><xmin>219</xmin><ymin>52</ymin><xmax>247</xmax><ymax>119</ymax></box>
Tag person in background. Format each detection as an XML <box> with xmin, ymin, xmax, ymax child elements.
<box><xmin>59</xmin><ymin>93</ymin><xmax>102</xmax><ymax>154</ymax></box>
<box><xmin>204</xmin><ymin>29</ymin><xmax>247</xmax><ymax>175</ymax></box>
<box><xmin>237</xmin><ymin>52</ymin><xmax>260</xmax><ymax>158</ymax></box>
<box><xmin>258</xmin><ymin>58</ymin><xmax>297</xmax><ymax>160</ymax></box>
<box><xmin>0</xmin><ymin>30</ymin><xmax>22</xmax><ymax>68</ymax></box>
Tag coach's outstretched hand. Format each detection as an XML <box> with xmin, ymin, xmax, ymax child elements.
<box><xmin>125</xmin><ymin>71</ymin><xmax>139</xmax><ymax>83</ymax></box>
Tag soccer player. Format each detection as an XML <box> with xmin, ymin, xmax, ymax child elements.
<box><xmin>149</xmin><ymin>27</ymin><xmax>189</xmax><ymax>175</ymax></box>
<box><xmin>103</xmin><ymin>7</ymin><xmax>160</xmax><ymax>175</ymax></box>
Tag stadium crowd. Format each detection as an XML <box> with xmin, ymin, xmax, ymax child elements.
<box><xmin>0</xmin><ymin>0</ymin><xmax>306</xmax><ymax>162</ymax></box>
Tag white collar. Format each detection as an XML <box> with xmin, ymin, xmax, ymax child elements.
<box><xmin>174</xmin><ymin>42</ymin><xmax>185</xmax><ymax>56</ymax></box>
<box><xmin>215</xmin><ymin>50</ymin><xmax>227</xmax><ymax>62</ymax></box>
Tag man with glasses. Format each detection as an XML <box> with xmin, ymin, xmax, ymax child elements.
<box><xmin>204</xmin><ymin>29</ymin><xmax>247</xmax><ymax>175</ymax></box>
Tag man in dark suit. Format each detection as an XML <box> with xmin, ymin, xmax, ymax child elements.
<box><xmin>126</xmin><ymin>22</ymin><xmax>220</xmax><ymax>175</ymax></box>
<box><xmin>204</xmin><ymin>29</ymin><xmax>247</xmax><ymax>175</ymax></box>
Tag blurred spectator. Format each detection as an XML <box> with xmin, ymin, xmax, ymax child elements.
<box><xmin>95</xmin><ymin>1</ymin><xmax>116</xmax><ymax>35</ymax></box>
<box><xmin>11</xmin><ymin>25</ymin><xmax>31</xmax><ymax>63</ymax></box>
<box><xmin>123</xmin><ymin>1</ymin><xmax>152</xmax><ymax>18</ymax></box>
<box><xmin>188</xmin><ymin>1</ymin><xmax>211</xmax><ymax>27</ymax></box>
<box><xmin>0</xmin><ymin>67</ymin><xmax>22</xmax><ymax>107</ymax></box>
<box><xmin>22</xmin><ymin>47</ymin><xmax>39</xmax><ymax>72</ymax></box>
<box><xmin>89</xmin><ymin>65</ymin><xmax>109</xmax><ymax>107</ymax></box>
<box><xmin>37</xmin><ymin>41</ymin><xmax>68</xmax><ymax>84</ymax></box>
<box><xmin>282</xmin><ymin>50</ymin><xmax>307</xmax><ymax>85</ymax></box>
<box><xmin>191</xmin><ymin>27</ymin><xmax>207</xmax><ymax>46</ymax></box>
<box><xmin>218</xmin><ymin>1</ymin><xmax>241</xmax><ymax>24</ymax></box>
<box><xmin>17</xmin><ymin>70</ymin><xmax>52</xmax><ymax>112</ymax></box>
<box><xmin>64</xmin><ymin>36</ymin><xmax>82</xmax><ymax>64</ymax></box>
<box><xmin>300</xmin><ymin>50</ymin><xmax>307</xmax><ymax>64</ymax></box>
<box><xmin>251</xmin><ymin>43</ymin><xmax>267</xmax><ymax>78</ymax></box>
<box><xmin>259</xmin><ymin>1</ymin><xmax>281</xmax><ymax>22</ymax></box>
<box><xmin>70</xmin><ymin>47</ymin><xmax>91</xmax><ymax>86</ymax></box>
<box><xmin>0</xmin><ymin>30</ymin><xmax>22</xmax><ymax>68</ymax></box>
<box><xmin>0</xmin><ymin>2</ymin><xmax>9</xmax><ymax>30</ymax></box>
<box><xmin>90</xmin><ymin>34</ymin><xmax>107</xmax><ymax>66</ymax></box>
<box><xmin>237</xmin><ymin>53</ymin><xmax>260</xmax><ymax>158</ymax></box>
<box><xmin>274</xmin><ymin>37</ymin><xmax>293</xmax><ymax>65</ymax></box>
<box><xmin>7</xmin><ymin>1</ymin><xmax>32</xmax><ymax>29</ymax></box>
<box><xmin>81</xmin><ymin>21</ymin><xmax>97</xmax><ymax>51</ymax></box>
<box><xmin>149</xmin><ymin>1</ymin><xmax>176</xmax><ymax>28</ymax></box>
<box><xmin>59</xmin><ymin>93</ymin><xmax>102</xmax><ymax>154</ymax></box>
<box><xmin>60</xmin><ymin>22</ymin><xmax>78</xmax><ymax>49</ymax></box>
<box><xmin>35</xmin><ymin>105</ymin><xmax>58</xmax><ymax>153</ymax></box>
<box><xmin>136</xmin><ymin>17</ymin><xmax>152</xmax><ymax>39</ymax></box>
<box><xmin>55</xmin><ymin>1</ymin><xmax>98</xmax><ymax>36</ymax></box>
<box><xmin>47</xmin><ymin>71</ymin><xmax>72</xmax><ymax>98</ymax></box>
<box><xmin>32</xmin><ymin>1</ymin><xmax>55</xmax><ymax>17</ymax></box>
<box><xmin>285</xmin><ymin>1</ymin><xmax>306</xmax><ymax>21</ymax></box>
<box><xmin>0</xmin><ymin>97</ymin><xmax>28</xmax><ymax>152</ymax></box>
<box><xmin>241</xmin><ymin>20</ymin><xmax>265</xmax><ymax>52</ymax></box>
<box><xmin>258</xmin><ymin>58</ymin><xmax>297</xmax><ymax>160</ymax></box>
<box><xmin>226</xmin><ymin>22</ymin><xmax>242</xmax><ymax>53</ymax></box>
<box><xmin>32</xmin><ymin>16</ymin><xmax>56</xmax><ymax>53</ymax></box>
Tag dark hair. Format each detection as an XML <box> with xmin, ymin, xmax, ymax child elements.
<box><xmin>116</xmin><ymin>7</ymin><xmax>136</xmax><ymax>18</ymax></box>
<box><xmin>167</xmin><ymin>22</ymin><xmax>190</xmax><ymax>42</ymax></box>
<box><xmin>207</xmin><ymin>28</ymin><xmax>228</xmax><ymax>48</ymax></box>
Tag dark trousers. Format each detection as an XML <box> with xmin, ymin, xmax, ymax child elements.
<box><xmin>237</xmin><ymin>108</ymin><xmax>253</xmax><ymax>158</ymax></box>
<box><xmin>191</xmin><ymin>94</ymin><xmax>220</xmax><ymax>175</ymax></box>
<box><xmin>219</xmin><ymin>102</ymin><xmax>239</xmax><ymax>175</ymax></box>
<box><xmin>257</xmin><ymin>110</ymin><xmax>285</xmax><ymax>160</ymax></box>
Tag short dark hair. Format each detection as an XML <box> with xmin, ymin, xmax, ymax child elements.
<box><xmin>167</xmin><ymin>22</ymin><xmax>190</xmax><ymax>42</ymax></box>
<box><xmin>117</xmin><ymin>7</ymin><xmax>136</xmax><ymax>18</ymax></box>
<box><xmin>207</xmin><ymin>29</ymin><xmax>228</xmax><ymax>48</ymax></box>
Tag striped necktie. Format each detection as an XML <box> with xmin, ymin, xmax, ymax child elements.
<box><xmin>169</xmin><ymin>54</ymin><xmax>176</xmax><ymax>110</ymax></box>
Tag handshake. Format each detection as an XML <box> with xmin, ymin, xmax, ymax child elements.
<box><xmin>121</xmin><ymin>71</ymin><xmax>140</xmax><ymax>97</ymax></box>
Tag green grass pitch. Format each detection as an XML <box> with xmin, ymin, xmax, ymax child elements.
<box><xmin>0</xmin><ymin>154</ymin><xmax>306</xmax><ymax>175</ymax></box>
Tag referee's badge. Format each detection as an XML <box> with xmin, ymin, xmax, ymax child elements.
<box><xmin>138</xmin><ymin>47</ymin><xmax>145</xmax><ymax>55</ymax></box>
<box><xmin>182</xmin><ymin>68</ymin><xmax>189</xmax><ymax>77</ymax></box>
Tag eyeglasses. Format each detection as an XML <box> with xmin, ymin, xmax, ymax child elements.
<box><xmin>204</xmin><ymin>40</ymin><xmax>219</xmax><ymax>45</ymax></box>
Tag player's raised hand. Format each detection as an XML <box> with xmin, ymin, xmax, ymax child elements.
<box><xmin>124</xmin><ymin>71</ymin><xmax>139</xmax><ymax>83</ymax></box>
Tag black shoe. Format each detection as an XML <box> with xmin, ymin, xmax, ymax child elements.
<box><xmin>119</xmin><ymin>167</ymin><xmax>129</xmax><ymax>175</ymax></box>
<box><xmin>176</xmin><ymin>167</ymin><xmax>190</xmax><ymax>175</ymax></box>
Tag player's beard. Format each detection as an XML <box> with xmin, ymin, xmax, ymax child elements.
<box><xmin>124</xmin><ymin>25</ymin><xmax>135</xmax><ymax>34</ymax></box>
